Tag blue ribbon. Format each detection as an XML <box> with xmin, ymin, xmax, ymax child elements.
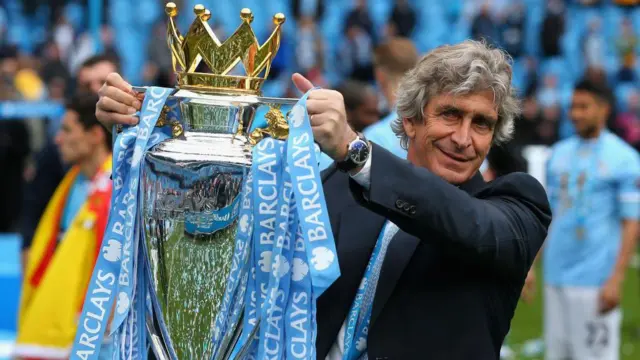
<box><xmin>342</xmin><ymin>222</ymin><xmax>390</xmax><ymax>360</ymax></box>
<box><xmin>284</xmin><ymin>217</ymin><xmax>315</xmax><ymax>360</ymax></box>
<box><xmin>229</xmin><ymin>89</ymin><xmax>339</xmax><ymax>359</ymax></box>
<box><xmin>211</xmin><ymin>167</ymin><xmax>255</xmax><ymax>359</ymax></box>
<box><xmin>257</xmin><ymin>154</ymin><xmax>295</xmax><ymax>360</ymax></box>
<box><xmin>70</xmin><ymin>87</ymin><xmax>173</xmax><ymax>360</ymax></box>
<box><xmin>286</xmin><ymin>92</ymin><xmax>340</xmax><ymax>297</ymax></box>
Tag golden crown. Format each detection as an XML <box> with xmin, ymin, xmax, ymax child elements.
<box><xmin>165</xmin><ymin>2</ymin><xmax>285</xmax><ymax>95</ymax></box>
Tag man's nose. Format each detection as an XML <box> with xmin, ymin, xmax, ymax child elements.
<box><xmin>450</xmin><ymin>121</ymin><xmax>472</xmax><ymax>148</ymax></box>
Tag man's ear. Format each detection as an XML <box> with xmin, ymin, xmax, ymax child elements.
<box><xmin>403</xmin><ymin>118</ymin><xmax>416</xmax><ymax>141</ymax></box>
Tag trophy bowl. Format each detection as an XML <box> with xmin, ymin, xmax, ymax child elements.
<box><xmin>139</xmin><ymin>90</ymin><xmax>297</xmax><ymax>360</ymax></box>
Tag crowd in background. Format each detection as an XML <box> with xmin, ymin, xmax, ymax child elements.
<box><xmin>1</xmin><ymin>0</ymin><xmax>639</xmax><ymax>220</ymax></box>
<box><xmin>0</xmin><ymin>0</ymin><xmax>640</xmax><ymax>358</ymax></box>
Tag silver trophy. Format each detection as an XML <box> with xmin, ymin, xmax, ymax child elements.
<box><xmin>129</xmin><ymin>3</ymin><xmax>296</xmax><ymax>359</ymax></box>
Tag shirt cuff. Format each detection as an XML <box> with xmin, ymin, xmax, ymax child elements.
<box><xmin>349</xmin><ymin>147</ymin><xmax>372</xmax><ymax>190</ymax></box>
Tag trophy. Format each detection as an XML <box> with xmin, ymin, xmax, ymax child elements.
<box><xmin>139</xmin><ymin>3</ymin><xmax>296</xmax><ymax>359</ymax></box>
<box><xmin>72</xmin><ymin>3</ymin><xmax>339</xmax><ymax>360</ymax></box>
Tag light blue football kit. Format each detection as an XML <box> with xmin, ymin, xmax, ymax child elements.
<box><xmin>543</xmin><ymin>130</ymin><xmax>640</xmax><ymax>360</ymax></box>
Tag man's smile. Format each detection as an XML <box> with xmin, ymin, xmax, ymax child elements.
<box><xmin>435</xmin><ymin>145</ymin><xmax>471</xmax><ymax>163</ymax></box>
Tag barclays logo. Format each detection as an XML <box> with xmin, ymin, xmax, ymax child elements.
<box><xmin>289</xmin><ymin>104</ymin><xmax>306</xmax><ymax>128</ymax></box>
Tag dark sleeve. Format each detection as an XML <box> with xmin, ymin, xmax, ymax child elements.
<box><xmin>349</xmin><ymin>144</ymin><xmax>552</xmax><ymax>280</ymax></box>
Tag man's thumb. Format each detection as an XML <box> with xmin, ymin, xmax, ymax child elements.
<box><xmin>292</xmin><ymin>73</ymin><xmax>314</xmax><ymax>94</ymax></box>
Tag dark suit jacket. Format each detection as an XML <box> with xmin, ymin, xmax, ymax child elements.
<box><xmin>316</xmin><ymin>144</ymin><xmax>552</xmax><ymax>360</ymax></box>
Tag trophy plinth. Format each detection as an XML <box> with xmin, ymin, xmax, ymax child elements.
<box><xmin>137</xmin><ymin>3</ymin><xmax>295</xmax><ymax>359</ymax></box>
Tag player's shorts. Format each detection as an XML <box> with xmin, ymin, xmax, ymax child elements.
<box><xmin>544</xmin><ymin>285</ymin><xmax>621</xmax><ymax>360</ymax></box>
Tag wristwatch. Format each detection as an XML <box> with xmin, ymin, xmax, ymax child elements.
<box><xmin>336</xmin><ymin>132</ymin><xmax>371</xmax><ymax>172</ymax></box>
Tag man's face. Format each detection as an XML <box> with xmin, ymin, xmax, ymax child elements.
<box><xmin>55</xmin><ymin>110</ymin><xmax>97</xmax><ymax>165</ymax></box>
<box><xmin>404</xmin><ymin>91</ymin><xmax>497</xmax><ymax>185</ymax></box>
<box><xmin>78</xmin><ymin>61</ymin><xmax>117</xmax><ymax>94</ymax></box>
<box><xmin>570</xmin><ymin>90</ymin><xmax>607</xmax><ymax>137</ymax></box>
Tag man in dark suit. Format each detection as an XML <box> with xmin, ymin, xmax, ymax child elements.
<box><xmin>95</xmin><ymin>40</ymin><xmax>551</xmax><ymax>359</ymax></box>
<box><xmin>293</xmin><ymin>40</ymin><xmax>552</xmax><ymax>359</ymax></box>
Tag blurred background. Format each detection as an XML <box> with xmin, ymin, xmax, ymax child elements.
<box><xmin>0</xmin><ymin>0</ymin><xmax>639</xmax><ymax>359</ymax></box>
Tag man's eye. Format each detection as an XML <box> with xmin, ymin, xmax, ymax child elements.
<box><xmin>441</xmin><ymin>109</ymin><xmax>459</xmax><ymax>118</ymax></box>
<box><xmin>475</xmin><ymin>120</ymin><xmax>494</xmax><ymax>132</ymax></box>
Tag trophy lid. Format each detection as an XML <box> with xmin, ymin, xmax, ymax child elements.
<box><xmin>165</xmin><ymin>2</ymin><xmax>286</xmax><ymax>96</ymax></box>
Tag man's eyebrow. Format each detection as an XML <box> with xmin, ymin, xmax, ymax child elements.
<box><xmin>436</xmin><ymin>104</ymin><xmax>497</xmax><ymax>122</ymax></box>
<box><xmin>473</xmin><ymin>113</ymin><xmax>498</xmax><ymax>124</ymax></box>
<box><xmin>435</xmin><ymin>104</ymin><xmax>462</xmax><ymax>113</ymax></box>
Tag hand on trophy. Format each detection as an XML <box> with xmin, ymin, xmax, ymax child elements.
<box><xmin>94</xmin><ymin>71</ymin><xmax>357</xmax><ymax>162</ymax></box>
<box><xmin>96</xmin><ymin>73</ymin><xmax>144</xmax><ymax>129</ymax></box>
<box><xmin>292</xmin><ymin>73</ymin><xmax>357</xmax><ymax>162</ymax></box>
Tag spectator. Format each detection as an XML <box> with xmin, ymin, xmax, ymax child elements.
<box><xmin>540</xmin><ymin>0</ymin><xmax>565</xmax><ymax>58</ymax></box>
<box><xmin>336</xmin><ymin>80</ymin><xmax>379</xmax><ymax>132</ymax></box>
<box><xmin>0</xmin><ymin>117</ymin><xmax>30</xmax><ymax>233</ymax></box>
<box><xmin>615</xmin><ymin>89</ymin><xmax>640</xmax><ymax>151</ymax></box>
<box><xmin>578</xmin><ymin>0</ymin><xmax>603</xmax><ymax>6</ymax></box>
<box><xmin>614</xmin><ymin>0</ymin><xmax>639</xmax><ymax>9</ymax></box>
<box><xmin>499</xmin><ymin>1</ymin><xmax>525</xmax><ymax>58</ymax></box>
<box><xmin>616</xmin><ymin>18</ymin><xmax>637</xmax><ymax>83</ymax></box>
<box><xmin>144</xmin><ymin>21</ymin><xmax>175</xmax><ymax>86</ymax></box>
<box><xmin>19</xmin><ymin>54</ymin><xmax>121</xmax><ymax>265</ymax></box>
<box><xmin>39</xmin><ymin>40</ymin><xmax>71</xmax><ymax>93</ymax></box>
<box><xmin>538</xmin><ymin>103</ymin><xmax>561</xmax><ymax>145</ymax></box>
<box><xmin>339</xmin><ymin>24</ymin><xmax>374</xmax><ymax>82</ymax></box>
<box><xmin>15</xmin><ymin>93</ymin><xmax>113</xmax><ymax>360</ymax></box>
<box><xmin>0</xmin><ymin>6</ymin><xmax>7</xmax><ymax>44</ymax></box>
<box><xmin>582</xmin><ymin>16</ymin><xmax>605</xmax><ymax>69</ymax></box>
<box><xmin>364</xmin><ymin>37</ymin><xmax>419</xmax><ymax>159</ymax></box>
<box><xmin>536</xmin><ymin>73</ymin><xmax>560</xmax><ymax>109</ymax></box>
<box><xmin>386</xmin><ymin>0</ymin><xmax>417</xmax><ymax>38</ymax></box>
<box><xmin>76</xmin><ymin>53</ymin><xmax>121</xmax><ymax>95</ymax></box>
<box><xmin>344</xmin><ymin>0</ymin><xmax>375</xmax><ymax>40</ymax></box>
<box><xmin>471</xmin><ymin>3</ymin><xmax>499</xmax><ymax>46</ymax></box>
<box><xmin>544</xmin><ymin>78</ymin><xmax>640</xmax><ymax>360</ymax></box>
<box><xmin>295</xmin><ymin>15</ymin><xmax>325</xmax><ymax>77</ymax></box>
<box><xmin>52</xmin><ymin>12</ymin><xmax>74</xmax><ymax>64</ymax></box>
<box><xmin>292</xmin><ymin>0</ymin><xmax>325</xmax><ymax>22</ymax></box>
<box><xmin>513</xmin><ymin>93</ymin><xmax>543</xmax><ymax>145</ymax></box>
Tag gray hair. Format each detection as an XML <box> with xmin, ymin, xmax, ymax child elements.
<box><xmin>391</xmin><ymin>40</ymin><xmax>520</xmax><ymax>149</ymax></box>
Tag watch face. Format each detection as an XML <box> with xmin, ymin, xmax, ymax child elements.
<box><xmin>349</xmin><ymin>139</ymin><xmax>370</xmax><ymax>165</ymax></box>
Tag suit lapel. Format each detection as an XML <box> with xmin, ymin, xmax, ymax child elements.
<box><xmin>369</xmin><ymin>171</ymin><xmax>486</xmax><ymax>327</ymax></box>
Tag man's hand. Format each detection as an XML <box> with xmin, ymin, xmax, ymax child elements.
<box><xmin>520</xmin><ymin>268</ymin><xmax>536</xmax><ymax>303</ymax></box>
<box><xmin>598</xmin><ymin>276</ymin><xmax>622</xmax><ymax>314</ymax></box>
<box><xmin>96</xmin><ymin>73</ymin><xmax>143</xmax><ymax>129</ymax></box>
<box><xmin>291</xmin><ymin>73</ymin><xmax>357</xmax><ymax>161</ymax></box>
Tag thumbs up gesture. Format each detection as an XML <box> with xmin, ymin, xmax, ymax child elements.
<box><xmin>291</xmin><ymin>73</ymin><xmax>357</xmax><ymax>162</ymax></box>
